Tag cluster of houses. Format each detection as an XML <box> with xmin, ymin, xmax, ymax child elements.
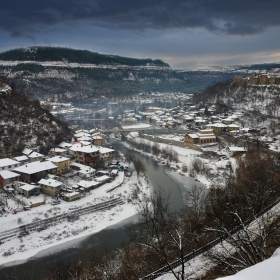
<box><xmin>121</xmin><ymin>106</ymin><xmax>186</xmax><ymax>128</ymax></box>
<box><xmin>0</xmin><ymin>128</ymin><xmax>116</xmax><ymax>201</ymax></box>
<box><xmin>120</xmin><ymin>103</ymin><xmax>244</xmax><ymax>132</ymax></box>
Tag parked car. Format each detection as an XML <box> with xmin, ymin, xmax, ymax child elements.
<box><xmin>51</xmin><ymin>199</ymin><xmax>61</xmax><ymax>206</ymax></box>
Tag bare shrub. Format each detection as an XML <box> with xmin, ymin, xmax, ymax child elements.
<box><xmin>17</xmin><ymin>217</ymin><xmax>23</xmax><ymax>225</ymax></box>
<box><xmin>191</xmin><ymin>158</ymin><xmax>204</xmax><ymax>173</ymax></box>
<box><xmin>182</xmin><ymin>164</ymin><xmax>188</xmax><ymax>173</ymax></box>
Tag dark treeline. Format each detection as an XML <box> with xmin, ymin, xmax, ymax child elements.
<box><xmin>0</xmin><ymin>47</ymin><xmax>169</xmax><ymax>67</ymax></box>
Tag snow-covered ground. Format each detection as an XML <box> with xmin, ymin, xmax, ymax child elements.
<box><xmin>126</xmin><ymin>133</ymin><xmax>236</xmax><ymax>188</ymax></box>
<box><xmin>156</xmin><ymin>199</ymin><xmax>280</xmax><ymax>280</ymax></box>
<box><xmin>0</xmin><ymin>169</ymin><xmax>150</xmax><ymax>266</ymax></box>
<box><xmin>216</xmin><ymin>247</ymin><xmax>280</xmax><ymax>280</ymax></box>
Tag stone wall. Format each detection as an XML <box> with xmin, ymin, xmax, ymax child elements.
<box><xmin>234</xmin><ymin>74</ymin><xmax>280</xmax><ymax>86</ymax></box>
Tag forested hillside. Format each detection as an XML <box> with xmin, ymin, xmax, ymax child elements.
<box><xmin>0</xmin><ymin>47</ymin><xmax>169</xmax><ymax>66</ymax></box>
<box><xmin>0</xmin><ymin>47</ymin><xmax>191</xmax><ymax>101</ymax></box>
<box><xmin>0</xmin><ymin>79</ymin><xmax>72</xmax><ymax>157</ymax></box>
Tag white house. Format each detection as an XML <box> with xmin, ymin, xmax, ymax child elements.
<box><xmin>0</xmin><ymin>158</ymin><xmax>21</xmax><ymax>171</ymax></box>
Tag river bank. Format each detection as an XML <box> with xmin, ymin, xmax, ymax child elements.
<box><xmin>0</xmin><ymin>168</ymin><xmax>150</xmax><ymax>268</ymax></box>
<box><xmin>125</xmin><ymin>132</ymin><xmax>237</xmax><ymax>188</ymax></box>
<box><xmin>0</xmin><ymin>142</ymin><xmax>208</xmax><ymax>279</ymax></box>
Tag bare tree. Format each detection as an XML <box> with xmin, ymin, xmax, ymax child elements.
<box><xmin>133</xmin><ymin>159</ymin><xmax>146</xmax><ymax>176</ymax></box>
<box><xmin>206</xmin><ymin>210</ymin><xmax>280</xmax><ymax>275</ymax></box>
<box><xmin>185</xmin><ymin>184</ymin><xmax>206</xmax><ymax>226</ymax></box>
<box><xmin>151</xmin><ymin>143</ymin><xmax>160</xmax><ymax>156</ymax></box>
<box><xmin>127</xmin><ymin>191</ymin><xmax>192</xmax><ymax>280</ymax></box>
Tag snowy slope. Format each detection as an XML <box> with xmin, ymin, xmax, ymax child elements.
<box><xmin>216</xmin><ymin>248</ymin><xmax>280</xmax><ymax>280</ymax></box>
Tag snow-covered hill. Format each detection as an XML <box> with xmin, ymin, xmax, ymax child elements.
<box><xmin>0</xmin><ymin>81</ymin><xmax>72</xmax><ymax>157</ymax></box>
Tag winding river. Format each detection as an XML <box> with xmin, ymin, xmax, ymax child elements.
<box><xmin>0</xmin><ymin>142</ymin><xmax>206</xmax><ymax>279</ymax></box>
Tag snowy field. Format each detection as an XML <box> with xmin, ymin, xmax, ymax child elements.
<box><xmin>0</xmin><ymin>170</ymin><xmax>150</xmax><ymax>267</ymax></box>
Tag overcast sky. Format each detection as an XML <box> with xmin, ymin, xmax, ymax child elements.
<box><xmin>1</xmin><ymin>0</ymin><xmax>280</xmax><ymax>68</ymax></box>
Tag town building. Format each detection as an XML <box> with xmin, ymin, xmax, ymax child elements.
<box><xmin>47</xmin><ymin>156</ymin><xmax>71</xmax><ymax>174</ymax></box>
<box><xmin>13</xmin><ymin>161</ymin><xmax>58</xmax><ymax>183</ymax></box>
<box><xmin>38</xmin><ymin>178</ymin><xmax>63</xmax><ymax>197</ymax></box>
<box><xmin>0</xmin><ymin>158</ymin><xmax>21</xmax><ymax>171</ymax></box>
<box><xmin>0</xmin><ymin>170</ymin><xmax>20</xmax><ymax>188</ymax></box>
<box><xmin>70</xmin><ymin>145</ymin><xmax>100</xmax><ymax>167</ymax></box>
<box><xmin>185</xmin><ymin>129</ymin><xmax>216</xmax><ymax>145</ymax></box>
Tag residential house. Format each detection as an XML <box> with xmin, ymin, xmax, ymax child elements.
<box><xmin>49</xmin><ymin>147</ymin><xmax>67</xmax><ymax>157</ymax></box>
<box><xmin>22</xmin><ymin>148</ymin><xmax>34</xmax><ymax>156</ymax></box>
<box><xmin>70</xmin><ymin>145</ymin><xmax>100</xmax><ymax>167</ymax></box>
<box><xmin>0</xmin><ymin>158</ymin><xmax>21</xmax><ymax>171</ymax></box>
<box><xmin>77</xmin><ymin>136</ymin><xmax>92</xmax><ymax>142</ymax></box>
<box><xmin>0</xmin><ymin>170</ymin><xmax>20</xmax><ymax>188</ymax></box>
<box><xmin>95</xmin><ymin>175</ymin><xmax>111</xmax><ymax>184</ymax></box>
<box><xmin>78</xmin><ymin>140</ymin><xmax>91</xmax><ymax>146</ymax></box>
<box><xmin>70</xmin><ymin>162</ymin><xmax>96</xmax><ymax>178</ymax></box>
<box><xmin>28</xmin><ymin>151</ymin><xmax>44</xmax><ymax>162</ymax></box>
<box><xmin>227</xmin><ymin>124</ymin><xmax>240</xmax><ymax>131</ymax></box>
<box><xmin>222</xmin><ymin>118</ymin><xmax>234</xmax><ymax>125</ymax></box>
<box><xmin>77</xmin><ymin>180</ymin><xmax>100</xmax><ymax>191</ymax></box>
<box><xmin>74</xmin><ymin>132</ymin><xmax>91</xmax><ymax>141</ymax></box>
<box><xmin>13</xmin><ymin>161</ymin><xmax>58</xmax><ymax>183</ymax></box>
<box><xmin>206</xmin><ymin>123</ymin><xmax>227</xmax><ymax>134</ymax></box>
<box><xmin>13</xmin><ymin>155</ymin><xmax>29</xmax><ymax>165</ymax></box>
<box><xmin>98</xmin><ymin>134</ymin><xmax>107</xmax><ymax>145</ymax></box>
<box><xmin>92</xmin><ymin>135</ymin><xmax>102</xmax><ymax>146</ymax></box>
<box><xmin>98</xmin><ymin>147</ymin><xmax>115</xmax><ymax>166</ymax></box>
<box><xmin>59</xmin><ymin>142</ymin><xmax>73</xmax><ymax>150</ymax></box>
<box><xmin>38</xmin><ymin>178</ymin><xmax>63</xmax><ymax>196</ymax></box>
<box><xmin>18</xmin><ymin>183</ymin><xmax>40</xmax><ymax>197</ymax></box>
<box><xmin>64</xmin><ymin>191</ymin><xmax>81</xmax><ymax>202</ymax></box>
<box><xmin>228</xmin><ymin>147</ymin><xmax>247</xmax><ymax>157</ymax></box>
<box><xmin>47</xmin><ymin>156</ymin><xmax>70</xmax><ymax>174</ymax></box>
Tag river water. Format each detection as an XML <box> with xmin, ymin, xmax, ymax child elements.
<box><xmin>0</xmin><ymin>142</ymin><xmax>206</xmax><ymax>279</ymax></box>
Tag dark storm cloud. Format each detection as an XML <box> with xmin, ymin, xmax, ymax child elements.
<box><xmin>1</xmin><ymin>0</ymin><xmax>280</xmax><ymax>38</ymax></box>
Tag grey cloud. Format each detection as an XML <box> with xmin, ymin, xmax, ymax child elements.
<box><xmin>1</xmin><ymin>0</ymin><xmax>280</xmax><ymax>39</ymax></box>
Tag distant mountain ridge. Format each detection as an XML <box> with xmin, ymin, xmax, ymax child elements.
<box><xmin>179</xmin><ymin>63</ymin><xmax>280</xmax><ymax>73</ymax></box>
<box><xmin>0</xmin><ymin>47</ymin><xmax>169</xmax><ymax>67</ymax></box>
<box><xmin>0</xmin><ymin>47</ymin><xmax>187</xmax><ymax>101</ymax></box>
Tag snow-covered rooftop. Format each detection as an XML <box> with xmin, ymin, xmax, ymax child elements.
<box><xmin>47</xmin><ymin>156</ymin><xmax>70</xmax><ymax>163</ymax></box>
<box><xmin>77</xmin><ymin>180</ymin><xmax>99</xmax><ymax>189</ymax></box>
<box><xmin>38</xmin><ymin>178</ymin><xmax>63</xmax><ymax>188</ymax></box>
<box><xmin>0</xmin><ymin>158</ymin><xmax>20</xmax><ymax>168</ymax></box>
<box><xmin>13</xmin><ymin>161</ymin><xmax>57</xmax><ymax>174</ymax></box>
<box><xmin>0</xmin><ymin>170</ymin><xmax>20</xmax><ymax>179</ymax></box>
<box><xmin>14</xmin><ymin>155</ymin><xmax>29</xmax><ymax>162</ymax></box>
<box><xmin>19</xmin><ymin>183</ymin><xmax>37</xmax><ymax>191</ymax></box>
<box><xmin>22</xmin><ymin>148</ymin><xmax>33</xmax><ymax>156</ymax></box>
<box><xmin>28</xmin><ymin>152</ymin><xmax>44</xmax><ymax>159</ymax></box>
